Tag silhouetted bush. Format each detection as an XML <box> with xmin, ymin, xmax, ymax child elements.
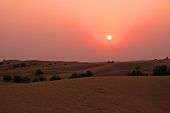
<box><xmin>35</xmin><ymin>69</ymin><xmax>44</xmax><ymax>76</ymax></box>
<box><xmin>32</xmin><ymin>77</ymin><xmax>39</xmax><ymax>82</ymax></box>
<box><xmin>80</xmin><ymin>71</ymin><xmax>94</xmax><ymax>77</ymax></box>
<box><xmin>50</xmin><ymin>75</ymin><xmax>61</xmax><ymax>81</ymax></box>
<box><xmin>130</xmin><ymin>67</ymin><xmax>143</xmax><ymax>76</ymax></box>
<box><xmin>13</xmin><ymin>75</ymin><xmax>31</xmax><ymax>83</ymax></box>
<box><xmin>39</xmin><ymin>75</ymin><xmax>47</xmax><ymax>81</ymax></box>
<box><xmin>3</xmin><ymin>75</ymin><xmax>12</xmax><ymax>82</ymax></box>
<box><xmin>69</xmin><ymin>72</ymin><xmax>81</xmax><ymax>79</ymax></box>
<box><xmin>153</xmin><ymin>65</ymin><xmax>169</xmax><ymax>76</ymax></box>
<box><xmin>69</xmin><ymin>71</ymin><xmax>94</xmax><ymax>79</ymax></box>
<box><xmin>107</xmin><ymin>61</ymin><xmax>115</xmax><ymax>63</ymax></box>
<box><xmin>13</xmin><ymin>64</ymin><xmax>20</xmax><ymax>68</ymax></box>
<box><xmin>20</xmin><ymin>63</ymin><xmax>26</xmax><ymax>67</ymax></box>
<box><xmin>85</xmin><ymin>71</ymin><xmax>94</xmax><ymax>77</ymax></box>
<box><xmin>0</xmin><ymin>62</ymin><xmax>3</xmax><ymax>65</ymax></box>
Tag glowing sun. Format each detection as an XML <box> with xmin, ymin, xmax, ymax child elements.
<box><xmin>106</xmin><ymin>35</ymin><xmax>113</xmax><ymax>41</ymax></box>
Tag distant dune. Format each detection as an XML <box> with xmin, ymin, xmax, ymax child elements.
<box><xmin>0</xmin><ymin>76</ymin><xmax>170</xmax><ymax>113</ymax></box>
<box><xmin>0</xmin><ymin>59</ymin><xmax>170</xmax><ymax>79</ymax></box>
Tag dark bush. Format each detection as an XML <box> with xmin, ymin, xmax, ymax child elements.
<box><xmin>14</xmin><ymin>75</ymin><xmax>31</xmax><ymax>83</ymax></box>
<box><xmin>0</xmin><ymin>62</ymin><xmax>3</xmax><ymax>65</ymax></box>
<box><xmin>80</xmin><ymin>71</ymin><xmax>94</xmax><ymax>77</ymax></box>
<box><xmin>80</xmin><ymin>72</ymin><xmax>86</xmax><ymax>77</ymax></box>
<box><xmin>3</xmin><ymin>75</ymin><xmax>12</xmax><ymax>82</ymax></box>
<box><xmin>69</xmin><ymin>72</ymin><xmax>81</xmax><ymax>79</ymax></box>
<box><xmin>20</xmin><ymin>63</ymin><xmax>26</xmax><ymax>67</ymax></box>
<box><xmin>85</xmin><ymin>71</ymin><xmax>94</xmax><ymax>77</ymax></box>
<box><xmin>130</xmin><ymin>67</ymin><xmax>143</xmax><ymax>76</ymax></box>
<box><xmin>39</xmin><ymin>76</ymin><xmax>47</xmax><ymax>81</ymax></box>
<box><xmin>13</xmin><ymin>64</ymin><xmax>20</xmax><ymax>68</ymax></box>
<box><xmin>107</xmin><ymin>61</ymin><xmax>115</xmax><ymax>63</ymax></box>
<box><xmin>22</xmin><ymin>76</ymin><xmax>31</xmax><ymax>83</ymax></box>
<box><xmin>32</xmin><ymin>77</ymin><xmax>39</xmax><ymax>82</ymax></box>
<box><xmin>153</xmin><ymin>65</ymin><xmax>169</xmax><ymax>76</ymax></box>
<box><xmin>13</xmin><ymin>76</ymin><xmax>22</xmax><ymax>83</ymax></box>
<box><xmin>35</xmin><ymin>69</ymin><xmax>44</xmax><ymax>76</ymax></box>
<box><xmin>50</xmin><ymin>75</ymin><xmax>61</xmax><ymax>81</ymax></box>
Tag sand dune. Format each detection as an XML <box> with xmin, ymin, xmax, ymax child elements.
<box><xmin>0</xmin><ymin>76</ymin><xmax>170</xmax><ymax>113</ymax></box>
<box><xmin>0</xmin><ymin>59</ymin><xmax>170</xmax><ymax>79</ymax></box>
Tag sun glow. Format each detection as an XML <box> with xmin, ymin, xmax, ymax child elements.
<box><xmin>106</xmin><ymin>35</ymin><xmax>113</xmax><ymax>41</ymax></box>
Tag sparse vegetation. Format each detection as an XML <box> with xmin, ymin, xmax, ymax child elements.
<box><xmin>35</xmin><ymin>69</ymin><xmax>44</xmax><ymax>76</ymax></box>
<box><xmin>107</xmin><ymin>61</ymin><xmax>115</xmax><ymax>63</ymax></box>
<box><xmin>13</xmin><ymin>64</ymin><xmax>20</xmax><ymax>68</ymax></box>
<box><xmin>50</xmin><ymin>75</ymin><xmax>61</xmax><ymax>81</ymax></box>
<box><xmin>13</xmin><ymin>63</ymin><xmax>27</xmax><ymax>68</ymax></box>
<box><xmin>39</xmin><ymin>75</ymin><xmax>47</xmax><ymax>81</ymax></box>
<box><xmin>153</xmin><ymin>65</ymin><xmax>169</xmax><ymax>76</ymax></box>
<box><xmin>13</xmin><ymin>75</ymin><xmax>31</xmax><ymax>83</ymax></box>
<box><xmin>0</xmin><ymin>62</ymin><xmax>3</xmax><ymax>65</ymax></box>
<box><xmin>130</xmin><ymin>67</ymin><xmax>143</xmax><ymax>76</ymax></box>
<box><xmin>32</xmin><ymin>77</ymin><xmax>39</xmax><ymax>82</ymax></box>
<box><xmin>81</xmin><ymin>71</ymin><xmax>94</xmax><ymax>77</ymax></box>
<box><xmin>69</xmin><ymin>71</ymin><xmax>94</xmax><ymax>79</ymax></box>
<box><xmin>34</xmin><ymin>69</ymin><xmax>46</xmax><ymax>82</ymax></box>
<box><xmin>69</xmin><ymin>72</ymin><xmax>81</xmax><ymax>79</ymax></box>
<box><xmin>85</xmin><ymin>71</ymin><xmax>94</xmax><ymax>77</ymax></box>
<box><xmin>3</xmin><ymin>75</ymin><xmax>12</xmax><ymax>82</ymax></box>
<box><xmin>20</xmin><ymin>63</ymin><xmax>26</xmax><ymax>67</ymax></box>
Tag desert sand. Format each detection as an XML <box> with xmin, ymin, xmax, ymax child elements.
<box><xmin>0</xmin><ymin>76</ymin><xmax>170</xmax><ymax>113</ymax></box>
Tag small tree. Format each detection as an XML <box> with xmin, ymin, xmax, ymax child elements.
<box><xmin>3</xmin><ymin>75</ymin><xmax>12</xmax><ymax>82</ymax></box>
<box><xmin>153</xmin><ymin>65</ymin><xmax>169</xmax><ymax>76</ymax></box>
<box><xmin>50</xmin><ymin>75</ymin><xmax>61</xmax><ymax>81</ymax></box>
<box><xmin>130</xmin><ymin>67</ymin><xmax>143</xmax><ymax>76</ymax></box>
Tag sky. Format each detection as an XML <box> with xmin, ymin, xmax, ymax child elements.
<box><xmin>0</xmin><ymin>0</ymin><xmax>170</xmax><ymax>62</ymax></box>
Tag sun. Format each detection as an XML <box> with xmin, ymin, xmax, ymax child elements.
<box><xmin>106</xmin><ymin>35</ymin><xmax>113</xmax><ymax>41</ymax></box>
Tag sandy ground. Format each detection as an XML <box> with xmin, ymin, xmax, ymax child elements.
<box><xmin>0</xmin><ymin>76</ymin><xmax>170</xmax><ymax>113</ymax></box>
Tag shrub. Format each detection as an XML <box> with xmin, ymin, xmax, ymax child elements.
<box><xmin>0</xmin><ymin>62</ymin><xmax>3</xmax><ymax>65</ymax></box>
<box><xmin>50</xmin><ymin>75</ymin><xmax>61</xmax><ymax>81</ymax></box>
<box><xmin>35</xmin><ymin>69</ymin><xmax>44</xmax><ymax>76</ymax></box>
<box><xmin>85</xmin><ymin>71</ymin><xmax>94</xmax><ymax>77</ymax></box>
<box><xmin>13</xmin><ymin>75</ymin><xmax>31</xmax><ymax>83</ymax></box>
<box><xmin>39</xmin><ymin>76</ymin><xmax>47</xmax><ymax>81</ymax></box>
<box><xmin>20</xmin><ymin>63</ymin><xmax>26</xmax><ymax>67</ymax></box>
<box><xmin>107</xmin><ymin>61</ymin><xmax>115</xmax><ymax>63</ymax></box>
<box><xmin>3</xmin><ymin>75</ymin><xmax>12</xmax><ymax>82</ymax></box>
<box><xmin>130</xmin><ymin>67</ymin><xmax>143</xmax><ymax>76</ymax></box>
<box><xmin>22</xmin><ymin>76</ymin><xmax>31</xmax><ymax>83</ymax></box>
<box><xmin>80</xmin><ymin>71</ymin><xmax>94</xmax><ymax>77</ymax></box>
<box><xmin>153</xmin><ymin>65</ymin><xmax>169</xmax><ymax>76</ymax></box>
<box><xmin>69</xmin><ymin>72</ymin><xmax>81</xmax><ymax>79</ymax></box>
<box><xmin>13</xmin><ymin>64</ymin><xmax>20</xmax><ymax>68</ymax></box>
<box><xmin>32</xmin><ymin>77</ymin><xmax>39</xmax><ymax>82</ymax></box>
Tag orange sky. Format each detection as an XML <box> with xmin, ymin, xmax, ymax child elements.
<box><xmin>0</xmin><ymin>0</ymin><xmax>170</xmax><ymax>61</ymax></box>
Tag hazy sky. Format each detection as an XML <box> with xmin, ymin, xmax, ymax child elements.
<box><xmin>0</xmin><ymin>0</ymin><xmax>169</xmax><ymax>61</ymax></box>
